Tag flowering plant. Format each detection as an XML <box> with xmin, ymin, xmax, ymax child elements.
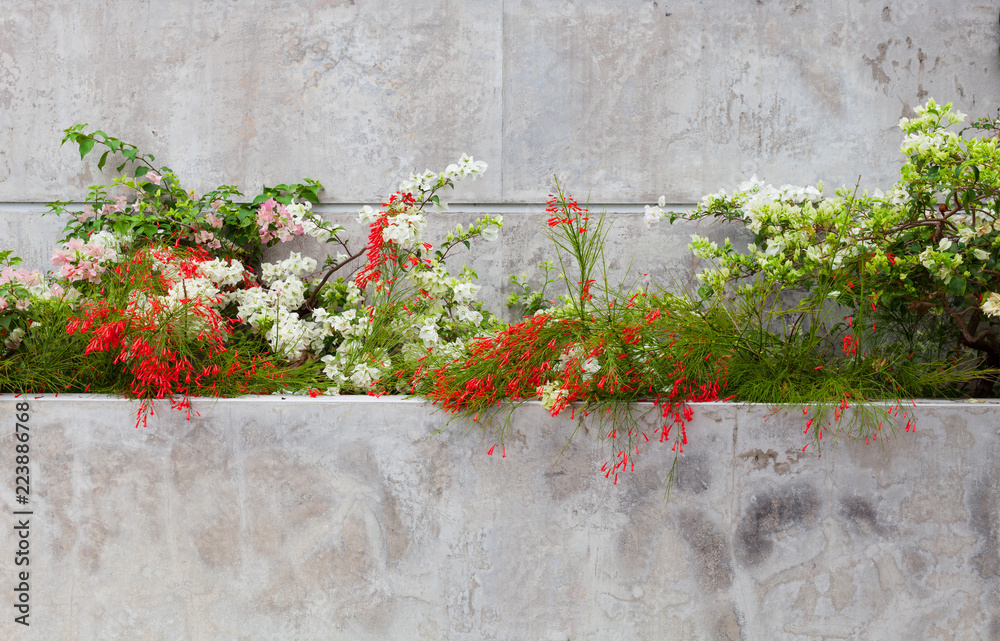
<box><xmin>641</xmin><ymin>98</ymin><xmax>997</xmax><ymax>443</ymax></box>
<box><xmin>0</xmin><ymin>126</ymin><xmax>501</xmax><ymax>426</ymax></box>
<box><xmin>50</xmin><ymin>125</ymin><xmax>331</xmax><ymax>271</ymax></box>
<box><xmin>423</xmin><ymin>181</ymin><xmax>729</xmax><ymax>484</ymax></box>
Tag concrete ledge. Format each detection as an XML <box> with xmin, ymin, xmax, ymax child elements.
<box><xmin>1</xmin><ymin>395</ymin><xmax>998</xmax><ymax>639</ymax></box>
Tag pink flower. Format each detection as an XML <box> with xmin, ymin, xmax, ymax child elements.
<box><xmin>205</xmin><ymin>213</ymin><xmax>224</xmax><ymax>229</ymax></box>
<box><xmin>146</xmin><ymin>171</ymin><xmax>162</xmax><ymax>185</ymax></box>
<box><xmin>18</xmin><ymin>270</ymin><xmax>41</xmax><ymax>287</ymax></box>
<box><xmin>256</xmin><ymin>199</ymin><xmax>278</xmax><ymax>226</ymax></box>
<box><xmin>194</xmin><ymin>230</ymin><xmax>221</xmax><ymax>249</ymax></box>
<box><xmin>75</xmin><ymin>205</ymin><xmax>96</xmax><ymax>224</ymax></box>
<box><xmin>81</xmin><ymin>243</ymin><xmax>104</xmax><ymax>260</ymax></box>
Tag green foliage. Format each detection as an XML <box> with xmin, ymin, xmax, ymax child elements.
<box><xmin>655</xmin><ymin>99</ymin><xmax>1000</xmax><ymax>397</ymax></box>
<box><xmin>506</xmin><ymin>260</ymin><xmax>560</xmax><ymax>317</ymax></box>
<box><xmin>50</xmin><ymin>124</ymin><xmax>329</xmax><ymax>270</ymax></box>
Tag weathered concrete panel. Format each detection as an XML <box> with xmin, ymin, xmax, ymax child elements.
<box><xmin>3</xmin><ymin>1</ymin><xmax>998</xmax><ymax>204</ymax></box>
<box><xmin>501</xmin><ymin>0</ymin><xmax>1000</xmax><ymax>201</ymax></box>
<box><xmin>0</xmin><ymin>0</ymin><xmax>504</xmax><ymax>203</ymax></box>
<box><xmin>1</xmin><ymin>396</ymin><xmax>998</xmax><ymax>639</ymax></box>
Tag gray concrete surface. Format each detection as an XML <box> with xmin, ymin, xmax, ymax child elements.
<box><xmin>2</xmin><ymin>1</ymin><xmax>997</xmax><ymax>203</ymax></box>
<box><xmin>0</xmin><ymin>395</ymin><xmax>998</xmax><ymax>639</ymax></box>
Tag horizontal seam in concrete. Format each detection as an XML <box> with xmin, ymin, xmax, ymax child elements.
<box><xmin>0</xmin><ymin>202</ymin><xmax>700</xmax><ymax>215</ymax></box>
<box><xmin>6</xmin><ymin>394</ymin><xmax>999</xmax><ymax>408</ymax></box>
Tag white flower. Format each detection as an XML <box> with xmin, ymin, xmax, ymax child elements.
<box><xmin>452</xmin><ymin>282</ymin><xmax>480</xmax><ymax>304</ymax></box>
<box><xmin>643</xmin><ymin>205</ymin><xmax>663</xmax><ymax>228</ymax></box>
<box><xmin>382</xmin><ymin>211</ymin><xmax>425</xmax><ymax>245</ymax></box>
<box><xmin>481</xmin><ymin>217</ymin><xmax>501</xmax><ymax>241</ymax></box>
<box><xmin>455</xmin><ymin>305</ymin><xmax>483</xmax><ymax>326</ymax></box>
<box><xmin>984</xmin><ymin>293</ymin><xmax>1000</xmax><ymax>318</ymax></box>
<box><xmin>5</xmin><ymin>328</ymin><xmax>24</xmax><ymax>350</ymax></box>
<box><xmin>536</xmin><ymin>381</ymin><xmax>565</xmax><ymax>412</ymax></box>
<box><xmin>419</xmin><ymin>316</ymin><xmax>440</xmax><ymax>347</ymax></box>
<box><xmin>973</xmin><ymin>248</ymin><xmax>991</xmax><ymax>261</ymax></box>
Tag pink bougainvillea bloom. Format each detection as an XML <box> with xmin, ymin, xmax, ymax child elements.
<box><xmin>75</xmin><ymin>205</ymin><xmax>96</xmax><ymax>223</ymax></box>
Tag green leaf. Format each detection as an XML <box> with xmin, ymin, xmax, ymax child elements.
<box><xmin>134</xmin><ymin>166</ymin><xmax>148</xmax><ymax>177</ymax></box>
<box><xmin>948</xmin><ymin>275</ymin><xmax>967</xmax><ymax>296</ymax></box>
<box><xmin>97</xmin><ymin>151</ymin><xmax>110</xmax><ymax>171</ymax></box>
<box><xmin>697</xmin><ymin>285</ymin><xmax>715</xmax><ymax>299</ymax></box>
<box><xmin>463</xmin><ymin>240</ymin><xmax>471</xmax><ymax>249</ymax></box>
<box><xmin>78</xmin><ymin>137</ymin><xmax>95</xmax><ymax>159</ymax></box>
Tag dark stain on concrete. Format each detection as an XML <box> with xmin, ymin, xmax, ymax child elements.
<box><xmin>713</xmin><ymin>604</ymin><xmax>746</xmax><ymax>641</ymax></box>
<box><xmin>862</xmin><ymin>41</ymin><xmax>892</xmax><ymax>86</ymax></box>
<box><xmin>735</xmin><ymin>483</ymin><xmax>819</xmax><ymax>567</ymax></box>
<box><xmin>678</xmin><ymin>508</ymin><xmax>733</xmax><ymax>591</ymax></box>
<box><xmin>739</xmin><ymin>448</ymin><xmax>777</xmax><ymax>471</ymax></box>
<box><xmin>840</xmin><ymin>495</ymin><xmax>888</xmax><ymax>536</ymax></box>
<box><xmin>970</xmin><ymin>477</ymin><xmax>999</xmax><ymax>580</ymax></box>
<box><xmin>674</xmin><ymin>453</ymin><xmax>711</xmax><ymax>494</ymax></box>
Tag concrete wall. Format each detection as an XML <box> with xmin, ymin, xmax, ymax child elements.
<box><xmin>4</xmin><ymin>1</ymin><xmax>1000</xmax><ymax>203</ymax></box>
<box><xmin>2</xmin><ymin>1</ymin><xmax>999</xmax><ymax>301</ymax></box>
<box><xmin>1</xmin><ymin>396</ymin><xmax>998</xmax><ymax>640</ymax></box>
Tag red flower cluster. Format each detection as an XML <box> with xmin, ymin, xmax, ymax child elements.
<box><xmin>355</xmin><ymin>192</ymin><xmax>416</xmax><ymax>291</ymax></box>
<box><xmin>425</xmin><ymin>314</ymin><xmax>568</xmax><ymax>412</ymax></box>
<box><xmin>66</xmin><ymin>245</ymin><xmax>286</xmax><ymax>427</ymax></box>
<box><xmin>546</xmin><ymin>192</ymin><xmax>589</xmax><ymax>232</ymax></box>
<box><xmin>424</xmin><ymin>305</ymin><xmax>729</xmax><ymax>482</ymax></box>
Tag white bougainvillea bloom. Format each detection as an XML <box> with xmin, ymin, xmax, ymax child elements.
<box><xmin>983</xmin><ymin>293</ymin><xmax>1000</xmax><ymax>319</ymax></box>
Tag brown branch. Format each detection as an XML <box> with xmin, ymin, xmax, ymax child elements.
<box><xmin>302</xmin><ymin>247</ymin><xmax>367</xmax><ymax>310</ymax></box>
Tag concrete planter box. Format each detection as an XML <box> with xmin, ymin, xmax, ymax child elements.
<box><xmin>1</xmin><ymin>395</ymin><xmax>997</xmax><ymax>640</ymax></box>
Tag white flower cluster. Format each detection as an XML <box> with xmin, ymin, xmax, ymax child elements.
<box><xmin>558</xmin><ymin>345</ymin><xmax>600</xmax><ymax>381</ymax></box>
<box><xmin>260</xmin><ymin>252</ymin><xmax>317</xmax><ymax>286</ymax></box>
<box><xmin>983</xmin><ymin>292</ymin><xmax>1000</xmax><ymax>319</ymax></box>
<box><xmin>899</xmin><ymin>98</ymin><xmax>966</xmax><ymax>136</ymax></box>
<box><xmin>398</xmin><ymin>154</ymin><xmax>487</xmax><ymax>195</ymax></box>
<box><xmin>234</xmin><ymin>254</ymin><xmax>326</xmax><ymax>359</ymax></box>
<box><xmin>286</xmin><ymin>202</ymin><xmax>336</xmax><ymax>244</ymax></box>
<box><xmin>536</xmin><ymin>381</ymin><xmax>567</xmax><ymax>412</ymax></box>
<box><xmin>320</xmin><ymin>330</ymin><xmax>389</xmax><ymax>396</ymax></box>
<box><xmin>383</xmin><ymin>210</ymin><xmax>426</xmax><ymax>245</ymax></box>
